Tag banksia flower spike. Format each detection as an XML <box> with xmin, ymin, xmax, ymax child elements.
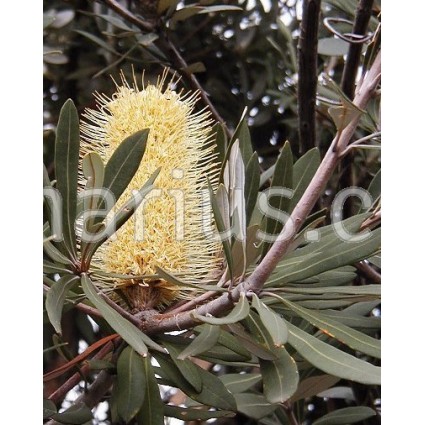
<box><xmin>80</xmin><ymin>70</ymin><xmax>222</xmax><ymax>310</ymax></box>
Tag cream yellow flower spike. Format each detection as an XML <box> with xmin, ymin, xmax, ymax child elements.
<box><xmin>80</xmin><ymin>69</ymin><xmax>222</xmax><ymax>310</ymax></box>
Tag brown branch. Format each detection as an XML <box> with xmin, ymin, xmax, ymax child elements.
<box><xmin>355</xmin><ymin>261</ymin><xmax>381</xmax><ymax>284</ymax></box>
<box><xmin>47</xmin><ymin>340</ymin><xmax>115</xmax><ymax>405</ymax></box>
<box><xmin>97</xmin><ymin>0</ymin><xmax>155</xmax><ymax>32</ymax></box>
<box><xmin>297</xmin><ymin>0</ymin><xmax>321</xmax><ymax>154</ymax></box>
<box><xmin>139</xmin><ymin>50</ymin><xmax>381</xmax><ymax>335</ymax></box>
<box><xmin>164</xmin><ymin>38</ymin><xmax>231</xmax><ymax>137</ymax></box>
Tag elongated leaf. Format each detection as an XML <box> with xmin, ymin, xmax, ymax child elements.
<box><xmin>260</xmin><ymin>346</ymin><xmax>299</xmax><ymax>404</ymax></box>
<box><xmin>282</xmin><ymin>298</ymin><xmax>380</xmax><ymax>358</ymax></box>
<box><xmin>81</xmin><ymin>274</ymin><xmax>149</xmax><ymax>355</ymax></box>
<box><xmin>245</xmin><ymin>152</ymin><xmax>261</xmax><ymax>226</ymax></box>
<box><xmin>55</xmin><ymin>99</ymin><xmax>80</xmax><ymax>259</ymax></box>
<box><xmin>178</xmin><ymin>324</ymin><xmax>220</xmax><ymax>360</ymax></box>
<box><xmin>219</xmin><ymin>107</ymin><xmax>248</xmax><ymax>183</ymax></box>
<box><xmin>155</xmin><ymin>352</ymin><xmax>237</xmax><ymax>410</ymax></box>
<box><xmin>282</xmin><ymin>285</ymin><xmax>380</xmax><ymax>295</ymax></box>
<box><xmin>312</xmin><ymin>406</ymin><xmax>376</xmax><ymax>425</ymax></box>
<box><xmin>81</xmin><ymin>152</ymin><xmax>105</xmax><ymax>231</ymax></box>
<box><xmin>43</xmin><ymin>399</ymin><xmax>57</xmax><ymax>419</ymax></box>
<box><xmin>232</xmin><ymin>118</ymin><xmax>253</xmax><ymax>166</ymax></box>
<box><xmin>117</xmin><ymin>346</ymin><xmax>146</xmax><ymax>422</ymax></box>
<box><xmin>137</xmin><ymin>356</ymin><xmax>164</xmax><ymax>425</ymax></box>
<box><xmin>208</xmin><ymin>180</ymin><xmax>233</xmax><ymax>279</ymax></box>
<box><xmin>230</xmin><ymin>224</ymin><xmax>260</xmax><ymax>278</ymax></box>
<box><xmin>164</xmin><ymin>405</ymin><xmax>234</xmax><ymax>421</ymax></box>
<box><xmin>43</xmin><ymin>260</ymin><xmax>73</xmax><ymax>275</ymax></box>
<box><xmin>193</xmin><ymin>292</ymin><xmax>250</xmax><ymax>325</ymax></box>
<box><xmin>267</xmin><ymin>228</ymin><xmax>381</xmax><ymax>286</ymax></box>
<box><xmin>213</xmin><ymin>122</ymin><xmax>228</xmax><ymax>167</ymax></box>
<box><xmin>226</xmin><ymin>322</ymin><xmax>276</xmax><ymax>360</ymax></box>
<box><xmin>46</xmin><ymin>275</ymin><xmax>79</xmax><ymax>334</ymax></box>
<box><xmin>259</xmin><ymin>163</ymin><xmax>276</xmax><ymax>187</ymax></box>
<box><xmin>217</xmin><ymin>329</ymin><xmax>252</xmax><ymax>359</ymax></box>
<box><xmin>285</xmin><ymin>321</ymin><xmax>380</xmax><ymax>385</ymax></box>
<box><xmin>234</xmin><ymin>393</ymin><xmax>278</xmax><ymax>420</ymax></box>
<box><xmin>290</xmin><ymin>147</ymin><xmax>320</xmax><ymax>212</ymax></box>
<box><xmin>162</xmin><ymin>341</ymin><xmax>203</xmax><ymax>393</ymax></box>
<box><xmin>43</xmin><ymin>238</ymin><xmax>75</xmax><ymax>266</ymax></box>
<box><xmin>251</xmin><ymin>294</ymin><xmax>288</xmax><ymax>347</ymax></box>
<box><xmin>290</xmin><ymin>374</ymin><xmax>340</xmax><ymax>403</ymax></box>
<box><xmin>51</xmin><ymin>402</ymin><xmax>92</xmax><ymax>424</ymax></box>
<box><xmin>155</xmin><ymin>266</ymin><xmax>206</xmax><ymax>291</ymax></box>
<box><xmin>219</xmin><ymin>373</ymin><xmax>262</xmax><ymax>393</ymax></box>
<box><xmin>227</xmin><ymin>140</ymin><xmax>247</xmax><ymax>244</ymax></box>
<box><xmin>260</xmin><ymin>141</ymin><xmax>293</xmax><ymax>257</ymax></box>
<box><xmin>74</xmin><ymin>29</ymin><xmax>119</xmax><ymax>55</ymax></box>
<box><xmin>102</xmin><ymin>129</ymin><xmax>149</xmax><ymax>211</ymax></box>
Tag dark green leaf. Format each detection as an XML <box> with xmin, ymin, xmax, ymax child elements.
<box><xmin>290</xmin><ymin>374</ymin><xmax>340</xmax><ymax>403</ymax></box>
<box><xmin>208</xmin><ymin>180</ymin><xmax>234</xmax><ymax>279</ymax></box>
<box><xmin>117</xmin><ymin>346</ymin><xmax>146</xmax><ymax>422</ymax></box>
<box><xmin>193</xmin><ymin>292</ymin><xmax>250</xmax><ymax>325</ymax></box>
<box><xmin>46</xmin><ymin>275</ymin><xmax>79</xmax><ymax>334</ymax></box>
<box><xmin>290</xmin><ymin>148</ymin><xmax>320</xmax><ymax>212</ymax></box>
<box><xmin>285</xmin><ymin>321</ymin><xmax>380</xmax><ymax>385</ymax></box>
<box><xmin>43</xmin><ymin>238</ymin><xmax>74</xmax><ymax>266</ymax></box>
<box><xmin>102</xmin><ymin>129</ymin><xmax>149</xmax><ymax>211</ymax></box>
<box><xmin>232</xmin><ymin>118</ymin><xmax>253</xmax><ymax>166</ymax></box>
<box><xmin>217</xmin><ymin>329</ymin><xmax>252</xmax><ymax>359</ymax></box>
<box><xmin>260</xmin><ymin>141</ymin><xmax>293</xmax><ymax>257</ymax></box>
<box><xmin>55</xmin><ymin>99</ymin><xmax>80</xmax><ymax>259</ymax></box>
<box><xmin>162</xmin><ymin>341</ymin><xmax>203</xmax><ymax>393</ymax></box>
<box><xmin>367</xmin><ymin>168</ymin><xmax>381</xmax><ymax>205</ymax></box>
<box><xmin>251</xmin><ymin>294</ymin><xmax>288</xmax><ymax>347</ymax></box>
<box><xmin>137</xmin><ymin>356</ymin><xmax>164</xmax><ymax>425</ymax></box>
<box><xmin>81</xmin><ymin>152</ymin><xmax>105</xmax><ymax>224</ymax></box>
<box><xmin>155</xmin><ymin>352</ymin><xmax>237</xmax><ymax>410</ymax></box>
<box><xmin>245</xmin><ymin>152</ymin><xmax>261</xmax><ymax>225</ymax></box>
<box><xmin>51</xmin><ymin>402</ymin><xmax>92</xmax><ymax>424</ymax></box>
<box><xmin>312</xmin><ymin>406</ymin><xmax>376</xmax><ymax>425</ymax></box>
<box><xmin>231</xmin><ymin>224</ymin><xmax>260</xmax><ymax>278</ymax></box>
<box><xmin>177</xmin><ymin>324</ymin><xmax>221</xmax><ymax>360</ymax></box>
<box><xmin>164</xmin><ymin>405</ymin><xmax>235</xmax><ymax>421</ymax></box>
<box><xmin>74</xmin><ymin>30</ymin><xmax>119</xmax><ymax>55</ymax></box>
<box><xmin>267</xmin><ymin>227</ymin><xmax>381</xmax><ymax>286</ymax></box>
<box><xmin>260</xmin><ymin>347</ymin><xmax>299</xmax><ymax>403</ymax></box>
<box><xmin>234</xmin><ymin>393</ymin><xmax>278</xmax><ymax>420</ymax></box>
<box><xmin>219</xmin><ymin>373</ymin><xmax>262</xmax><ymax>393</ymax></box>
<box><xmin>213</xmin><ymin>122</ymin><xmax>228</xmax><ymax>167</ymax></box>
<box><xmin>43</xmin><ymin>399</ymin><xmax>57</xmax><ymax>419</ymax></box>
<box><xmin>81</xmin><ymin>274</ymin><xmax>149</xmax><ymax>355</ymax></box>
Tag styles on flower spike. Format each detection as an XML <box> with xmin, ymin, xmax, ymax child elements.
<box><xmin>80</xmin><ymin>69</ymin><xmax>222</xmax><ymax>310</ymax></box>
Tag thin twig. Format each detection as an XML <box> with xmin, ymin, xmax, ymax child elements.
<box><xmin>165</xmin><ymin>38</ymin><xmax>231</xmax><ymax>137</ymax></box>
<box><xmin>297</xmin><ymin>0</ymin><xmax>321</xmax><ymax>154</ymax></box>
<box><xmin>98</xmin><ymin>0</ymin><xmax>155</xmax><ymax>32</ymax></box>
<box><xmin>47</xmin><ymin>340</ymin><xmax>115</xmax><ymax>405</ymax></box>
